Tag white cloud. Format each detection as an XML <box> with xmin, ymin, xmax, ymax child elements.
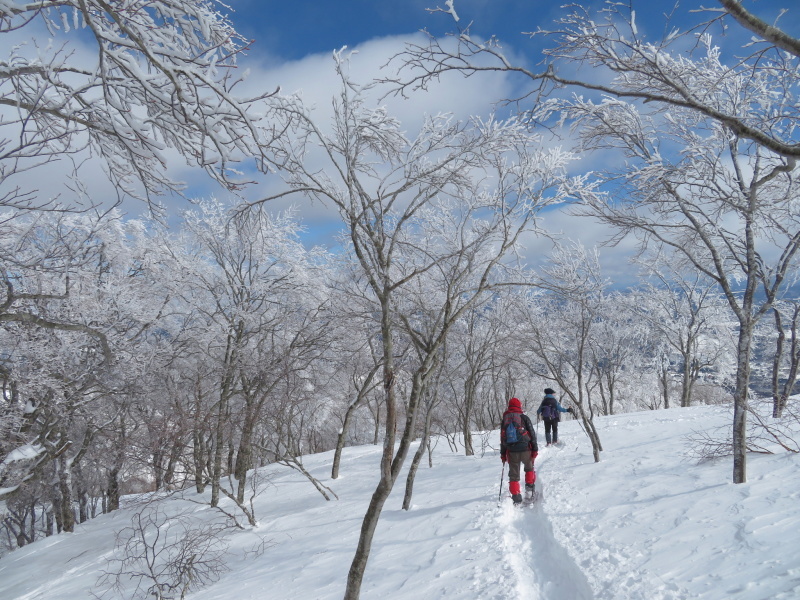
<box><xmin>517</xmin><ymin>205</ymin><xmax>644</xmax><ymax>289</ymax></box>
<box><xmin>226</xmin><ymin>31</ymin><xmax>523</xmax><ymax>234</ymax></box>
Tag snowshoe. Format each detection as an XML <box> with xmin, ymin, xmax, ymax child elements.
<box><xmin>525</xmin><ymin>479</ymin><xmax>540</xmax><ymax>504</ymax></box>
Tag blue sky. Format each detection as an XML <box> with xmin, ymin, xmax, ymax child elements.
<box><xmin>227</xmin><ymin>0</ymin><xmax>564</xmax><ymax>62</ymax></box>
<box><xmin>226</xmin><ymin>0</ymin><xmax>794</xmax><ymax>64</ymax></box>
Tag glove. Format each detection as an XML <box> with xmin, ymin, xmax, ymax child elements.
<box><xmin>568</xmin><ymin>407</ymin><xmax>574</xmax><ymax>413</ymax></box>
<box><xmin>531</xmin><ymin>451</ymin><xmax>538</xmax><ymax>462</ymax></box>
<box><xmin>501</xmin><ymin>451</ymin><xmax>507</xmax><ymax>464</ymax></box>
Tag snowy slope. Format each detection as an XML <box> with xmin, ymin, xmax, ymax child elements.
<box><xmin>1</xmin><ymin>404</ymin><xmax>799</xmax><ymax>600</ymax></box>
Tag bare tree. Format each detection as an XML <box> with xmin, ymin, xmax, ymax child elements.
<box><xmin>511</xmin><ymin>243</ymin><xmax>606</xmax><ymax>461</ymax></box>
<box><xmin>1</xmin><ymin>0</ymin><xmax>279</xmax><ymax>214</ymax></box>
<box><xmin>326</xmin><ymin>268</ymin><xmax>385</xmax><ymax>480</ymax></box>
<box><xmin>158</xmin><ymin>200</ymin><xmax>326</xmax><ymax>512</ymax></box>
<box><xmin>770</xmin><ymin>300</ymin><xmax>800</xmax><ymax>418</ymax></box>
<box><xmin>448</xmin><ymin>300</ymin><xmax>502</xmax><ymax>455</ymax></box>
<box><xmin>398</xmin><ymin>2</ymin><xmax>800</xmax><ymax>483</ymax></box>
<box><xmin>630</xmin><ymin>262</ymin><xmax>735</xmax><ymax>408</ymax></box>
<box><xmin>392</xmin><ymin>1</ymin><xmax>800</xmax><ymax>159</ymax></box>
<box><xmin>392</xmin><ymin>1</ymin><xmax>800</xmax><ymax>486</ymax></box>
<box><xmin>556</xmin><ymin>85</ymin><xmax>799</xmax><ymax>483</ymax></box>
<box><xmin>584</xmin><ymin>293</ymin><xmax>650</xmax><ymax>416</ymax></box>
<box><xmin>248</xmin><ymin>52</ymin><xmax>574</xmax><ymax>599</ymax></box>
<box><xmin>95</xmin><ymin>505</ymin><xmax>230</xmax><ymax>600</ymax></box>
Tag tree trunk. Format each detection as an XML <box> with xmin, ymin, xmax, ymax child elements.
<box><xmin>344</xmin><ymin>302</ymin><xmax>397</xmax><ymax>600</ymax></box>
<box><xmin>153</xmin><ymin>448</ymin><xmax>164</xmax><ymax>491</ymax></box>
<box><xmin>344</xmin><ymin>479</ymin><xmax>394</xmax><ymax>600</ymax></box>
<box><xmin>332</xmin><ymin>407</ymin><xmax>354</xmax><ymax>480</ymax></box>
<box><xmin>27</xmin><ymin>500</ymin><xmax>36</xmax><ymax>545</ymax></box>
<box><xmin>193</xmin><ymin>430</ymin><xmax>207</xmax><ymax>494</ymax></box>
<box><xmin>772</xmin><ymin>305</ymin><xmax>800</xmax><ymax>418</ymax></box>
<box><xmin>211</xmin><ymin>396</ymin><xmax>228</xmax><ymax>507</ymax></box>
<box><xmin>333</xmin><ymin>365</ymin><xmax>379</xmax><ymax>479</ymax></box>
<box><xmin>587</xmin><ymin>416</ymin><xmax>603</xmax><ymax>453</ymax></box>
<box><xmin>45</xmin><ymin>509</ymin><xmax>53</xmax><ymax>537</ymax></box>
<box><xmin>680</xmin><ymin>349</ymin><xmax>693</xmax><ymax>407</ymax></box>
<box><xmin>576</xmin><ymin>357</ymin><xmax>602</xmax><ymax>462</ymax></box>
<box><xmin>344</xmin><ymin>306</ymin><xmax>440</xmax><ymax>599</ymax></box>
<box><xmin>107</xmin><ymin>414</ymin><xmax>125</xmax><ymax>511</ymax></box>
<box><xmin>606</xmin><ymin>373</ymin><xmax>616</xmax><ymax>416</ymax></box>
<box><xmin>371</xmin><ymin>401</ymin><xmax>381</xmax><ymax>446</ymax></box>
<box><xmin>772</xmin><ymin>308</ymin><xmax>786</xmax><ymax>417</ymax></box>
<box><xmin>462</xmin><ymin>376</ymin><xmax>475</xmax><ymax>456</ymax></box>
<box><xmin>732</xmin><ymin>321</ymin><xmax>754</xmax><ymax>484</ymax></box>
<box><xmin>107</xmin><ymin>467</ymin><xmax>120</xmax><ymax>512</ymax></box>
<box><xmin>57</xmin><ymin>455</ymin><xmax>75</xmax><ymax>533</ymax></box>
<box><xmin>211</xmin><ymin>322</ymin><xmax>242</xmax><ymax>507</ymax></box>
<box><xmin>402</xmin><ymin>403</ymin><xmax>434</xmax><ymax>510</ymax></box>
<box><xmin>660</xmin><ymin>359</ymin><xmax>670</xmax><ymax>409</ymax></box>
<box><xmin>597</xmin><ymin>379</ymin><xmax>609</xmax><ymax>416</ymax></box>
<box><xmin>234</xmin><ymin>411</ymin><xmax>256</xmax><ymax>504</ymax></box>
<box><xmin>75</xmin><ymin>462</ymin><xmax>88</xmax><ymax>523</ymax></box>
<box><xmin>163</xmin><ymin>437</ymin><xmax>182</xmax><ymax>490</ymax></box>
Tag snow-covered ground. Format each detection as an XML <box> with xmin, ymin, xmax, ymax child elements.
<box><xmin>2</xmin><ymin>404</ymin><xmax>799</xmax><ymax>599</ymax></box>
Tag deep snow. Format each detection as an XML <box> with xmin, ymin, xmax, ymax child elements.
<box><xmin>1</xmin><ymin>404</ymin><xmax>799</xmax><ymax>599</ymax></box>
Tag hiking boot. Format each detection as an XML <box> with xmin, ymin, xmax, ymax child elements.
<box><xmin>525</xmin><ymin>483</ymin><xmax>535</xmax><ymax>493</ymax></box>
<box><xmin>511</xmin><ymin>493</ymin><xmax>523</xmax><ymax>505</ymax></box>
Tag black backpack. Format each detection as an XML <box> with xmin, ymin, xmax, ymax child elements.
<box><xmin>503</xmin><ymin>413</ymin><xmax>531</xmax><ymax>444</ymax></box>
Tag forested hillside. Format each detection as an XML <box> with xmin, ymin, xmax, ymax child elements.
<box><xmin>1</xmin><ymin>2</ymin><xmax>799</xmax><ymax>598</ymax></box>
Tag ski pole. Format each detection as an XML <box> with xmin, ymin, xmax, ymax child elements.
<box><xmin>498</xmin><ymin>462</ymin><xmax>506</xmax><ymax>503</ymax></box>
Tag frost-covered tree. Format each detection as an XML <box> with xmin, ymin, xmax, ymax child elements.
<box><xmin>552</xmin><ymin>90</ymin><xmax>799</xmax><ymax>483</ymax></box>
<box><xmin>395</xmin><ymin>1</ymin><xmax>800</xmax><ymax>160</ymax></box>
<box><xmin>154</xmin><ymin>200</ymin><xmax>329</xmax><ymax>514</ymax></box>
<box><xmin>325</xmin><ymin>269</ymin><xmax>384</xmax><ymax>480</ymax></box>
<box><xmin>0</xmin><ymin>0</ymin><xmax>277</xmax><ymax>213</ymax></box>
<box><xmin>584</xmin><ymin>292</ymin><xmax>648</xmax><ymax>416</ymax></box>
<box><xmin>768</xmin><ymin>300</ymin><xmax>800</xmax><ymax>418</ymax></box>
<box><xmin>512</xmin><ymin>243</ymin><xmax>605</xmax><ymax>461</ymax></box>
<box><xmin>398</xmin><ymin>0</ymin><xmax>800</xmax><ymax>485</ymax></box>
<box><xmin>630</xmin><ymin>261</ymin><xmax>735</xmax><ymax>408</ymax></box>
<box><xmin>0</xmin><ymin>211</ymin><xmax>163</xmax><ymax>522</ymax></box>
<box><xmin>448</xmin><ymin>300</ymin><xmax>501</xmax><ymax>455</ymax></box>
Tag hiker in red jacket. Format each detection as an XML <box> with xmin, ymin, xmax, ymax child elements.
<box><xmin>499</xmin><ymin>397</ymin><xmax>539</xmax><ymax>505</ymax></box>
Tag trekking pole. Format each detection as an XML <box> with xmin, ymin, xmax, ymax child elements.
<box><xmin>498</xmin><ymin>462</ymin><xmax>506</xmax><ymax>503</ymax></box>
<box><xmin>574</xmin><ymin>409</ymin><xmax>590</xmax><ymax>440</ymax></box>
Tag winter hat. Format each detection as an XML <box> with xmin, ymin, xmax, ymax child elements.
<box><xmin>544</xmin><ymin>388</ymin><xmax>556</xmax><ymax>395</ymax></box>
<box><xmin>508</xmin><ymin>397</ymin><xmax>522</xmax><ymax>410</ymax></box>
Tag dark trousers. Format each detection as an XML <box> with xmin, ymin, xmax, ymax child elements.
<box><xmin>544</xmin><ymin>419</ymin><xmax>559</xmax><ymax>444</ymax></box>
<box><xmin>507</xmin><ymin>450</ymin><xmax>534</xmax><ymax>483</ymax></box>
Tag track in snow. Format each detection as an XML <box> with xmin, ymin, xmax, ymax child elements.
<box><xmin>496</xmin><ymin>482</ymin><xmax>594</xmax><ymax>600</ymax></box>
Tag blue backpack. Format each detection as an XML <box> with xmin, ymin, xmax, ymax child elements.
<box><xmin>503</xmin><ymin>413</ymin><xmax>531</xmax><ymax>444</ymax></box>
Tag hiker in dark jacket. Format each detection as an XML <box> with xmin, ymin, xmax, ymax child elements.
<box><xmin>500</xmin><ymin>397</ymin><xmax>539</xmax><ymax>505</ymax></box>
<box><xmin>536</xmin><ymin>387</ymin><xmax>573</xmax><ymax>446</ymax></box>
